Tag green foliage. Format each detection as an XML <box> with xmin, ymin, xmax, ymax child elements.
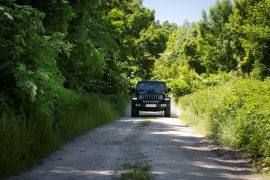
<box><xmin>154</xmin><ymin>0</ymin><xmax>270</xmax><ymax>80</ymax></box>
<box><xmin>0</xmin><ymin>92</ymin><xmax>128</xmax><ymax>176</ymax></box>
<box><xmin>0</xmin><ymin>103</ymin><xmax>59</xmax><ymax>176</ymax></box>
<box><xmin>32</xmin><ymin>0</ymin><xmax>75</xmax><ymax>36</ymax></box>
<box><xmin>197</xmin><ymin>0</ymin><xmax>235</xmax><ymax>73</ymax></box>
<box><xmin>153</xmin><ymin>22</ymin><xmax>206</xmax><ymax>95</ymax></box>
<box><xmin>154</xmin><ymin>51</ymin><xmax>234</xmax><ymax>97</ymax></box>
<box><xmin>2</xmin><ymin>0</ymin><xmax>269</xmax><ymax>176</ymax></box>
<box><xmin>138</xmin><ymin>23</ymin><xmax>170</xmax><ymax>78</ymax></box>
<box><xmin>0</xmin><ymin>0</ymin><xmax>158</xmax><ymax>177</ymax></box>
<box><xmin>200</xmin><ymin>73</ymin><xmax>234</xmax><ymax>87</ymax></box>
<box><xmin>151</xmin><ymin>0</ymin><xmax>270</xmax><ymax>171</ymax></box>
<box><xmin>167</xmin><ymin>66</ymin><xmax>198</xmax><ymax>97</ymax></box>
<box><xmin>180</xmin><ymin>78</ymin><xmax>270</xmax><ymax>165</ymax></box>
<box><xmin>229</xmin><ymin>0</ymin><xmax>270</xmax><ymax>79</ymax></box>
<box><xmin>157</xmin><ymin>21</ymin><xmax>202</xmax><ymax>71</ymax></box>
<box><xmin>169</xmin><ymin>71</ymin><xmax>234</xmax><ymax>97</ymax></box>
<box><xmin>0</xmin><ymin>2</ymin><xmax>67</xmax><ymax>119</ymax></box>
<box><xmin>139</xmin><ymin>24</ymin><xmax>168</xmax><ymax>58</ymax></box>
<box><xmin>54</xmin><ymin>91</ymin><xmax>128</xmax><ymax>139</ymax></box>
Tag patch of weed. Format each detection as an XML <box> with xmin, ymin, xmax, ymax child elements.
<box><xmin>139</xmin><ymin>120</ymin><xmax>152</xmax><ymax>129</ymax></box>
<box><xmin>118</xmin><ymin>163</ymin><xmax>154</xmax><ymax>180</ymax></box>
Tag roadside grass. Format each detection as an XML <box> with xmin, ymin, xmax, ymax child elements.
<box><xmin>179</xmin><ymin>107</ymin><xmax>209</xmax><ymax>137</ymax></box>
<box><xmin>118</xmin><ymin>163</ymin><xmax>154</xmax><ymax>180</ymax></box>
<box><xmin>139</xmin><ymin>119</ymin><xmax>152</xmax><ymax>129</ymax></box>
<box><xmin>0</xmin><ymin>108</ymin><xmax>60</xmax><ymax>176</ymax></box>
<box><xmin>0</xmin><ymin>92</ymin><xmax>128</xmax><ymax>177</ymax></box>
<box><xmin>179</xmin><ymin>78</ymin><xmax>270</xmax><ymax>171</ymax></box>
<box><xmin>54</xmin><ymin>93</ymin><xmax>128</xmax><ymax>139</ymax></box>
<box><xmin>256</xmin><ymin>171</ymin><xmax>270</xmax><ymax>178</ymax></box>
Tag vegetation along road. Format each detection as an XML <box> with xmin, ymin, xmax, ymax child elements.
<box><xmin>10</xmin><ymin>104</ymin><xmax>257</xmax><ymax>180</ymax></box>
<box><xmin>1</xmin><ymin>0</ymin><xmax>270</xmax><ymax>179</ymax></box>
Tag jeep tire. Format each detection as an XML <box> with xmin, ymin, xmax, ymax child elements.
<box><xmin>131</xmin><ymin>106</ymin><xmax>139</xmax><ymax>117</ymax></box>
<box><xmin>164</xmin><ymin>106</ymin><xmax>171</xmax><ymax>117</ymax></box>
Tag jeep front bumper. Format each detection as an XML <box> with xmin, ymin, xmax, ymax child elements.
<box><xmin>131</xmin><ymin>97</ymin><xmax>170</xmax><ymax>111</ymax></box>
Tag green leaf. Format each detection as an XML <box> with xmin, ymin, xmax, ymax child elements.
<box><xmin>4</xmin><ymin>12</ymin><xmax>13</xmax><ymax>20</ymax></box>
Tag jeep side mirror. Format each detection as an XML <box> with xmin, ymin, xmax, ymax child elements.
<box><xmin>167</xmin><ymin>88</ymin><xmax>171</xmax><ymax>93</ymax></box>
<box><xmin>131</xmin><ymin>88</ymin><xmax>135</xmax><ymax>92</ymax></box>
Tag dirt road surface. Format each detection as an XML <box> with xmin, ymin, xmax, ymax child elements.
<box><xmin>10</xmin><ymin>105</ymin><xmax>258</xmax><ymax>180</ymax></box>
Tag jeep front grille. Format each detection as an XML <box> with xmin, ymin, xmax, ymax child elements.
<box><xmin>142</xmin><ymin>95</ymin><xmax>159</xmax><ymax>103</ymax></box>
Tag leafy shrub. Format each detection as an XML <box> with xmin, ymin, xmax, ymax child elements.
<box><xmin>170</xmin><ymin>79</ymin><xmax>194</xmax><ymax>97</ymax></box>
<box><xmin>180</xmin><ymin>78</ymin><xmax>270</xmax><ymax>165</ymax></box>
<box><xmin>200</xmin><ymin>73</ymin><xmax>234</xmax><ymax>87</ymax></box>
<box><xmin>165</xmin><ymin>65</ymin><xmax>234</xmax><ymax>98</ymax></box>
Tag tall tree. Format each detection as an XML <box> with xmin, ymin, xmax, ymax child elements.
<box><xmin>197</xmin><ymin>0</ymin><xmax>235</xmax><ymax>73</ymax></box>
<box><xmin>229</xmin><ymin>0</ymin><xmax>270</xmax><ymax>79</ymax></box>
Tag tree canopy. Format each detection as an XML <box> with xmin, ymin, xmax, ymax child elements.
<box><xmin>154</xmin><ymin>0</ymin><xmax>270</xmax><ymax>82</ymax></box>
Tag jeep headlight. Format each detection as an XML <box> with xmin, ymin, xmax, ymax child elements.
<box><xmin>138</xmin><ymin>95</ymin><xmax>143</xmax><ymax>100</ymax></box>
<box><xmin>158</xmin><ymin>95</ymin><xmax>164</xmax><ymax>101</ymax></box>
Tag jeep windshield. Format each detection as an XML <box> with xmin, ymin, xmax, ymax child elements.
<box><xmin>136</xmin><ymin>81</ymin><xmax>167</xmax><ymax>93</ymax></box>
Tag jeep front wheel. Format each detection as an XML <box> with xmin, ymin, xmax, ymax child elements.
<box><xmin>164</xmin><ymin>106</ymin><xmax>171</xmax><ymax>117</ymax></box>
<box><xmin>131</xmin><ymin>106</ymin><xmax>139</xmax><ymax>117</ymax></box>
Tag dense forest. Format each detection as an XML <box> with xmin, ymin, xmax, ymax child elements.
<box><xmin>0</xmin><ymin>0</ymin><xmax>270</xmax><ymax>176</ymax></box>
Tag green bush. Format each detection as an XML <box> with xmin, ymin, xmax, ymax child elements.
<box><xmin>200</xmin><ymin>73</ymin><xmax>234</xmax><ymax>87</ymax></box>
<box><xmin>180</xmin><ymin>78</ymin><xmax>270</xmax><ymax>165</ymax></box>
<box><xmin>167</xmin><ymin>68</ymin><xmax>234</xmax><ymax>98</ymax></box>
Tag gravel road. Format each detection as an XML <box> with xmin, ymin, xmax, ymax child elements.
<box><xmin>10</xmin><ymin>104</ymin><xmax>258</xmax><ymax>180</ymax></box>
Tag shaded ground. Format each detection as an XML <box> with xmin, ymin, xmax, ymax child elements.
<box><xmin>9</xmin><ymin>105</ymin><xmax>258</xmax><ymax>180</ymax></box>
